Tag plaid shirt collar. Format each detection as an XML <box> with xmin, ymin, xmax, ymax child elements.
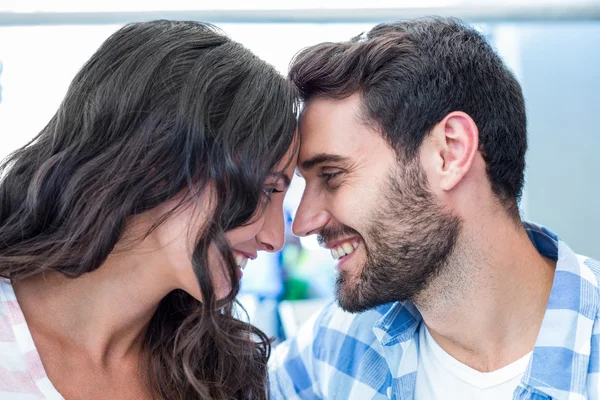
<box><xmin>370</xmin><ymin>221</ymin><xmax>600</xmax><ymax>400</ymax></box>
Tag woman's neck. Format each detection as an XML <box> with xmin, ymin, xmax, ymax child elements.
<box><xmin>13</xmin><ymin>248</ymin><xmax>177</xmax><ymax>367</ymax></box>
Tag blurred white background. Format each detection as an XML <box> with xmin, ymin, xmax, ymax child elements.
<box><xmin>1</xmin><ymin>1</ymin><xmax>599</xmax><ymax>338</ymax></box>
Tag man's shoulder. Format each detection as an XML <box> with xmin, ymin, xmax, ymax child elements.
<box><xmin>272</xmin><ymin>300</ymin><xmax>403</xmax><ymax>366</ymax></box>
<box><xmin>270</xmin><ymin>302</ymin><xmax>399</xmax><ymax>399</ymax></box>
<box><xmin>575</xmin><ymin>253</ymin><xmax>600</xmax><ymax>304</ymax></box>
<box><xmin>577</xmin><ymin>253</ymin><xmax>600</xmax><ymax>283</ymax></box>
<box><xmin>307</xmin><ymin>301</ymin><xmax>400</xmax><ymax>349</ymax></box>
<box><xmin>316</xmin><ymin>300</ymin><xmax>391</xmax><ymax>328</ymax></box>
<box><xmin>526</xmin><ymin>219</ymin><xmax>600</xmax><ymax>307</ymax></box>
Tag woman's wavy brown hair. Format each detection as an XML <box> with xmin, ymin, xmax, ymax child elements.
<box><xmin>0</xmin><ymin>20</ymin><xmax>298</xmax><ymax>399</ymax></box>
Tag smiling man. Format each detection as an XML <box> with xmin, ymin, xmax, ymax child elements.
<box><xmin>269</xmin><ymin>17</ymin><xmax>600</xmax><ymax>400</ymax></box>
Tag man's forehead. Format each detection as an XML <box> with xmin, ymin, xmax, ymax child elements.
<box><xmin>299</xmin><ymin>95</ymin><xmax>364</xmax><ymax>130</ymax></box>
<box><xmin>297</xmin><ymin>96</ymin><xmax>365</xmax><ymax>163</ymax></box>
<box><xmin>296</xmin><ymin>100</ymin><xmax>399</xmax><ymax>177</ymax></box>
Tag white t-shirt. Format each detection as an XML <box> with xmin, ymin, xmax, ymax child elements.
<box><xmin>414</xmin><ymin>321</ymin><xmax>531</xmax><ymax>400</ymax></box>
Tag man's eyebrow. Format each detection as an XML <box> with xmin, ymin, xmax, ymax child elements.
<box><xmin>299</xmin><ymin>153</ymin><xmax>349</xmax><ymax>171</ymax></box>
<box><xmin>267</xmin><ymin>172</ymin><xmax>291</xmax><ymax>188</ymax></box>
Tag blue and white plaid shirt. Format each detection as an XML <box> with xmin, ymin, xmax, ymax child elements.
<box><xmin>269</xmin><ymin>222</ymin><xmax>600</xmax><ymax>399</ymax></box>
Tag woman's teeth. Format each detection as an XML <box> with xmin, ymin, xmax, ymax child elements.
<box><xmin>330</xmin><ymin>241</ymin><xmax>359</xmax><ymax>260</ymax></box>
<box><xmin>235</xmin><ymin>255</ymin><xmax>249</xmax><ymax>270</ymax></box>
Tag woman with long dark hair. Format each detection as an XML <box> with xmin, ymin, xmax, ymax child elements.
<box><xmin>0</xmin><ymin>20</ymin><xmax>298</xmax><ymax>399</ymax></box>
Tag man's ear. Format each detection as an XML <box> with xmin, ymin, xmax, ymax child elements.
<box><xmin>428</xmin><ymin>111</ymin><xmax>479</xmax><ymax>192</ymax></box>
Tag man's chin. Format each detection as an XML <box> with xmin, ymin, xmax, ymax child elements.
<box><xmin>335</xmin><ymin>282</ymin><xmax>382</xmax><ymax>314</ymax></box>
<box><xmin>335</xmin><ymin>277</ymin><xmax>418</xmax><ymax>313</ymax></box>
<box><xmin>336</xmin><ymin>298</ymin><xmax>370</xmax><ymax>314</ymax></box>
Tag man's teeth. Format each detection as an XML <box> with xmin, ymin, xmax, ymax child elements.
<box><xmin>330</xmin><ymin>241</ymin><xmax>359</xmax><ymax>260</ymax></box>
<box><xmin>235</xmin><ymin>255</ymin><xmax>249</xmax><ymax>269</ymax></box>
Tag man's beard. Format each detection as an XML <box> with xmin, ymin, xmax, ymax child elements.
<box><xmin>323</xmin><ymin>160</ymin><xmax>462</xmax><ymax>313</ymax></box>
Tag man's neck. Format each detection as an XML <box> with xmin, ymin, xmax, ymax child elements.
<box><xmin>413</xmin><ymin>215</ymin><xmax>556</xmax><ymax>372</ymax></box>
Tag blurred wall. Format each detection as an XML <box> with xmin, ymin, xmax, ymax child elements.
<box><xmin>518</xmin><ymin>22</ymin><xmax>600</xmax><ymax>259</ymax></box>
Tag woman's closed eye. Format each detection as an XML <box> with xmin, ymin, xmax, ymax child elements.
<box><xmin>263</xmin><ymin>187</ymin><xmax>284</xmax><ymax>199</ymax></box>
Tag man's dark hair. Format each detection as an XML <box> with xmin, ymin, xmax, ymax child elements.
<box><xmin>289</xmin><ymin>17</ymin><xmax>526</xmax><ymax>218</ymax></box>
